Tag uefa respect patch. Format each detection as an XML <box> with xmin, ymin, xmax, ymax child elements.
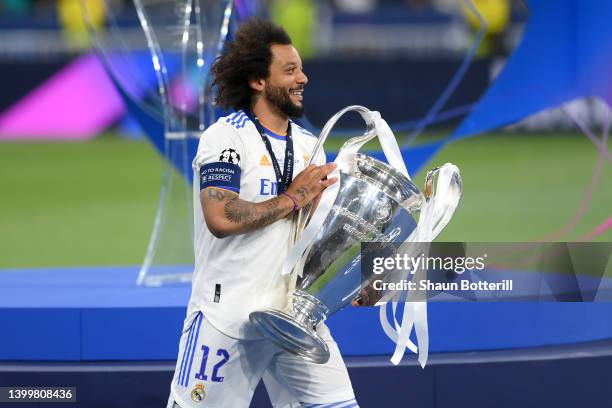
<box><xmin>199</xmin><ymin>162</ymin><xmax>241</xmax><ymax>192</ymax></box>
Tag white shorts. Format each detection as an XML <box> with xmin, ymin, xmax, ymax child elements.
<box><xmin>167</xmin><ymin>312</ymin><xmax>357</xmax><ymax>408</ymax></box>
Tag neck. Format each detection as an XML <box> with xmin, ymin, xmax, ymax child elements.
<box><xmin>251</xmin><ymin>97</ymin><xmax>289</xmax><ymax>135</ymax></box>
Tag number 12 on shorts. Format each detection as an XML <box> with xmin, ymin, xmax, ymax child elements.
<box><xmin>195</xmin><ymin>345</ymin><xmax>230</xmax><ymax>383</ymax></box>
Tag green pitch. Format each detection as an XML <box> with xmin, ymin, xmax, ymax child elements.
<box><xmin>0</xmin><ymin>131</ymin><xmax>610</xmax><ymax>269</ymax></box>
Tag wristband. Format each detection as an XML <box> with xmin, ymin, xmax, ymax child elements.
<box><xmin>281</xmin><ymin>192</ymin><xmax>300</xmax><ymax>212</ymax></box>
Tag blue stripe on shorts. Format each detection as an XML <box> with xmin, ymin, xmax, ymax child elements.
<box><xmin>178</xmin><ymin>313</ymin><xmax>202</xmax><ymax>387</ymax></box>
<box><xmin>177</xmin><ymin>316</ymin><xmax>196</xmax><ymax>386</ymax></box>
<box><xmin>183</xmin><ymin>313</ymin><xmax>203</xmax><ymax>387</ymax></box>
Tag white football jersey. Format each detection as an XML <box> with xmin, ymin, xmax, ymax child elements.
<box><xmin>188</xmin><ymin>110</ymin><xmax>325</xmax><ymax>339</ymax></box>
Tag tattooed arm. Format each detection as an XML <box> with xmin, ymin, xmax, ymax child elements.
<box><xmin>201</xmin><ymin>163</ymin><xmax>338</xmax><ymax>238</ymax></box>
<box><xmin>201</xmin><ymin>188</ymin><xmax>293</xmax><ymax>238</ymax></box>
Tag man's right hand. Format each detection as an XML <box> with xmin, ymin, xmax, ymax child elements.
<box><xmin>286</xmin><ymin>163</ymin><xmax>338</xmax><ymax>209</ymax></box>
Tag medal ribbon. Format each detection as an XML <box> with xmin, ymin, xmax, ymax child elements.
<box><xmin>246</xmin><ymin>110</ymin><xmax>294</xmax><ymax>194</ymax></box>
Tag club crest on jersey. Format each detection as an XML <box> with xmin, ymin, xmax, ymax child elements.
<box><xmin>191</xmin><ymin>383</ymin><xmax>206</xmax><ymax>403</ymax></box>
<box><xmin>219</xmin><ymin>148</ymin><xmax>240</xmax><ymax>165</ymax></box>
<box><xmin>260</xmin><ymin>154</ymin><xmax>272</xmax><ymax>166</ymax></box>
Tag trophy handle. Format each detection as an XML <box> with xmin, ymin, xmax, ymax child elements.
<box><xmin>294</xmin><ymin>106</ymin><xmax>376</xmax><ymax>238</ymax></box>
<box><xmin>294</xmin><ymin>105</ymin><xmax>410</xmax><ymax>240</ymax></box>
<box><xmin>306</xmin><ymin>105</ymin><xmax>376</xmax><ymax>168</ymax></box>
<box><xmin>418</xmin><ymin>164</ymin><xmax>463</xmax><ymax>241</ymax></box>
<box><xmin>285</xmin><ymin>105</ymin><xmax>414</xmax><ymax>278</ymax></box>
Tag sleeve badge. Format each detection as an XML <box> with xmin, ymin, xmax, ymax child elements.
<box><xmin>219</xmin><ymin>148</ymin><xmax>241</xmax><ymax>165</ymax></box>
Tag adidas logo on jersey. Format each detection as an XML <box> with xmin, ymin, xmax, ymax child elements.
<box><xmin>260</xmin><ymin>155</ymin><xmax>272</xmax><ymax>166</ymax></box>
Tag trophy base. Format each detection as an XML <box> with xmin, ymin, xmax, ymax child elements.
<box><xmin>249</xmin><ymin>309</ymin><xmax>330</xmax><ymax>364</ymax></box>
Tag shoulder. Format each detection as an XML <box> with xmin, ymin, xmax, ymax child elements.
<box><xmin>219</xmin><ymin>110</ymin><xmax>253</xmax><ymax>131</ymax></box>
<box><xmin>290</xmin><ymin>121</ymin><xmax>326</xmax><ymax>164</ymax></box>
<box><xmin>194</xmin><ymin>113</ymin><xmax>253</xmax><ymax>166</ymax></box>
<box><xmin>200</xmin><ymin>110</ymin><xmax>255</xmax><ymax>144</ymax></box>
<box><xmin>291</xmin><ymin>122</ymin><xmax>317</xmax><ymax>139</ymax></box>
<box><xmin>291</xmin><ymin>121</ymin><xmax>320</xmax><ymax>153</ymax></box>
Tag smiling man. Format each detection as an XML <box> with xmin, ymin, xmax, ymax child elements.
<box><xmin>166</xmin><ymin>19</ymin><xmax>358</xmax><ymax>408</ymax></box>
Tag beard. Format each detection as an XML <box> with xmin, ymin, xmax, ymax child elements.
<box><xmin>264</xmin><ymin>84</ymin><xmax>304</xmax><ymax>118</ymax></box>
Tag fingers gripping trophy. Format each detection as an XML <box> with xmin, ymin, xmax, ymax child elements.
<box><xmin>250</xmin><ymin>105</ymin><xmax>463</xmax><ymax>364</ymax></box>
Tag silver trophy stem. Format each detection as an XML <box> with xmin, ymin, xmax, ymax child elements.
<box><xmin>292</xmin><ymin>290</ymin><xmax>330</xmax><ymax>328</ymax></box>
<box><xmin>249</xmin><ymin>290</ymin><xmax>330</xmax><ymax>364</ymax></box>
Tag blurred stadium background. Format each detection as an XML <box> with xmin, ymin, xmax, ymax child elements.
<box><xmin>0</xmin><ymin>0</ymin><xmax>611</xmax><ymax>407</ymax></box>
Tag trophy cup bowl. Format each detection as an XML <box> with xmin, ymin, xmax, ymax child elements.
<box><xmin>250</xmin><ymin>153</ymin><xmax>424</xmax><ymax>363</ymax></box>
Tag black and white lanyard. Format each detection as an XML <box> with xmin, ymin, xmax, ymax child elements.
<box><xmin>246</xmin><ymin>110</ymin><xmax>294</xmax><ymax>194</ymax></box>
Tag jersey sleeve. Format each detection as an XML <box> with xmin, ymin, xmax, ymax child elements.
<box><xmin>192</xmin><ymin>122</ymin><xmax>245</xmax><ymax>194</ymax></box>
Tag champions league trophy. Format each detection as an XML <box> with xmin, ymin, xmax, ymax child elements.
<box><xmin>250</xmin><ymin>106</ymin><xmax>462</xmax><ymax>363</ymax></box>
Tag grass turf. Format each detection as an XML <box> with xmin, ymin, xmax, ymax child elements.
<box><xmin>0</xmin><ymin>136</ymin><xmax>162</xmax><ymax>268</ymax></box>
<box><xmin>0</xmin><ymin>131</ymin><xmax>610</xmax><ymax>269</ymax></box>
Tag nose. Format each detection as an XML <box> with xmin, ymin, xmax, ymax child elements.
<box><xmin>298</xmin><ymin>69</ymin><xmax>308</xmax><ymax>85</ymax></box>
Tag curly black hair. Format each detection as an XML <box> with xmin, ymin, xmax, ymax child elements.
<box><xmin>212</xmin><ymin>19</ymin><xmax>292</xmax><ymax>111</ymax></box>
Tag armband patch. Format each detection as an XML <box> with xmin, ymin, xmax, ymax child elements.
<box><xmin>199</xmin><ymin>162</ymin><xmax>241</xmax><ymax>192</ymax></box>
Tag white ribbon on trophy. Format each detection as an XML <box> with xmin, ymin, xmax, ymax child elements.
<box><xmin>283</xmin><ymin>106</ymin><xmax>462</xmax><ymax>368</ymax></box>
<box><xmin>379</xmin><ymin>163</ymin><xmax>462</xmax><ymax>367</ymax></box>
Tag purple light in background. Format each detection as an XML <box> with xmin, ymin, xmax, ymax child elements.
<box><xmin>169</xmin><ymin>77</ymin><xmax>197</xmax><ymax>113</ymax></box>
<box><xmin>234</xmin><ymin>0</ymin><xmax>259</xmax><ymax>20</ymax></box>
<box><xmin>0</xmin><ymin>53</ymin><xmax>125</xmax><ymax>140</ymax></box>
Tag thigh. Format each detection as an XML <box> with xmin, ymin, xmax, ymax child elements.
<box><xmin>264</xmin><ymin>324</ymin><xmax>356</xmax><ymax>407</ymax></box>
<box><xmin>169</xmin><ymin>312</ymin><xmax>275</xmax><ymax>408</ymax></box>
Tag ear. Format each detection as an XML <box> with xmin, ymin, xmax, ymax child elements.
<box><xmin>249</xmin><ymin>78</ymin><xmax>265</xmax><ymax>92</ymax></box>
